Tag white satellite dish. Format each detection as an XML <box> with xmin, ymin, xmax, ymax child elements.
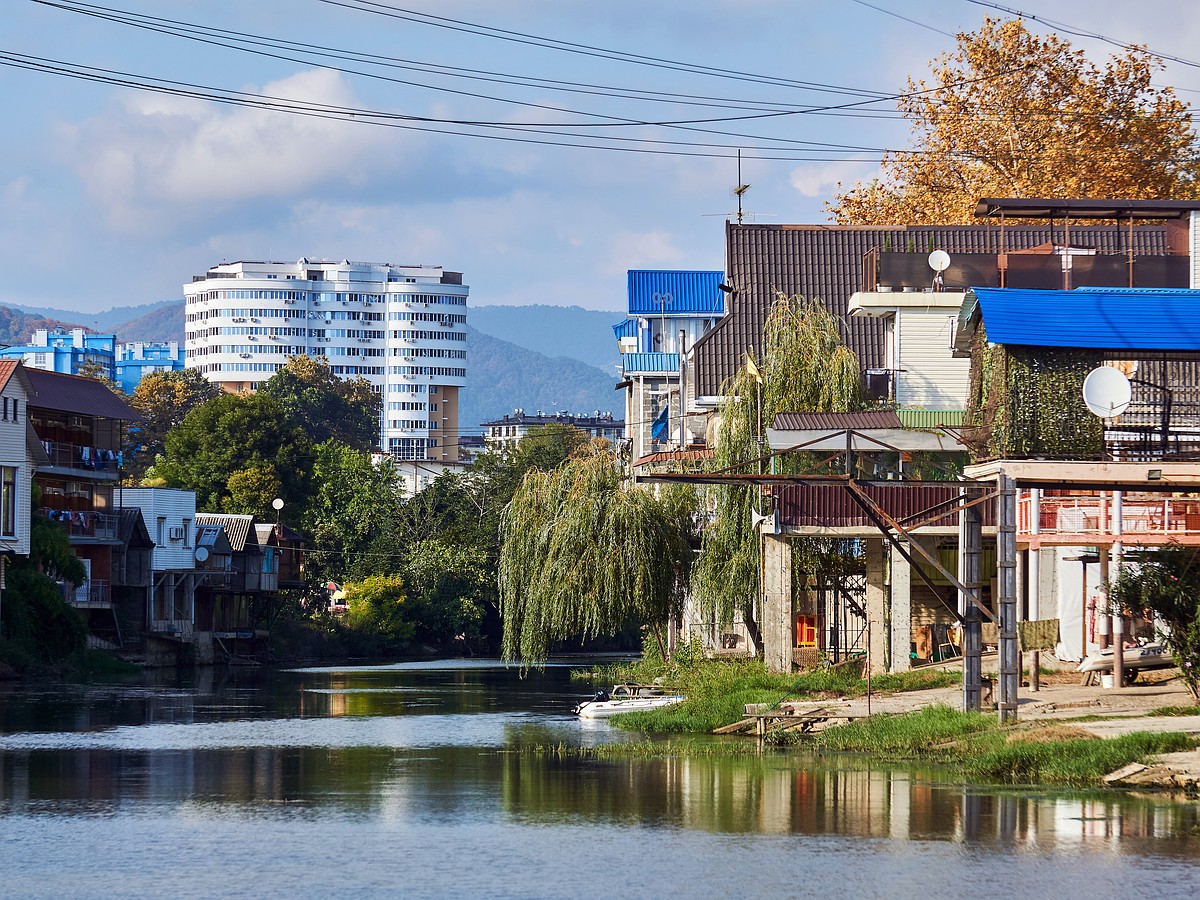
<box><xmin>194</xmin><ymin>546</ymin><xmax>210</xmax><ymax>564</ymax></box>
<box><xmin>1082</xmin><ymin>366</ymin><xmax>1132</xmax><ymax>418</ymax></box>
<box><xmin>928</xmin><ymin>250</ymin><xmax>951</xmax><ymax>273</ymax></box>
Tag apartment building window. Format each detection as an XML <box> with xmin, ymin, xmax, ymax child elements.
<box><xmin>1</xmin><ymin>467</ymin><xmax>16</xmax><ymax>537</ymax></box>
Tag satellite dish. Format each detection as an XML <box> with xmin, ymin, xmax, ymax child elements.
<box><xmin>272</xmin><ymin>498</ymin><xmax>285</xmax><ymax>511</ymax></box>
<box><xmin>1082</xmin><ymin>366</ymin><xmax>1132</xmax><ymax>418</ymax></box>
<box><xmin>928</xmin><ymin>250</ymin><xmax>951</xmax><ymax>273</ymax></box>
<box><xmin>194</xmin><ymin>546</ymin><xmax>210</xmax><ymax>564</ymax></box>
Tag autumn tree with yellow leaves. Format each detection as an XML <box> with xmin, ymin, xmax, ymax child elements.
<box><xmin>828</xmin><ymin>18</ymin><xmax>1200</xmax><ymax>225</ymax></box>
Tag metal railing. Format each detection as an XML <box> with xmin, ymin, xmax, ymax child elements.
<box><xmin>39</xmin><ymin>441</ymin><xmax>122</xmax><ymax>473</ymax></box>
<box><xmin>42</xmin><ymin>509</ymin><xmax>120</xmax><ymax>541</ymax></box>
<box><xmin>1019</xmin><ymin>494</ymin><xmax>1200</xmax><ymax>536</ymax></box>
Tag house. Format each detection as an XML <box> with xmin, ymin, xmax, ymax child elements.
<box><xmin>26</xmin><ymin>368</ymin><xmax>139</xmax><ymax>642</ymax></box>
<box><xmin>193</xmin><ymin>513</ymin><xmax>278</xmax><ymax>662</ymax></box>
<box><xmin>611</xmin><ymin>270</ymin><xmax>725</xmax><ymax>461</ymax></box>
<box><xmin>481</xmin><ymin>410</ymin><xmax>623</xmax><ymax>452</ymax></box>
<box><xmin>956</xmin><ymin>284</ymin><xmax>1200</xmax><ymax>664</ymax></box>
<box><xmin>0</xmin><ymin>361</ymin><xmax>42</xmax><ymax>562</ymax></box>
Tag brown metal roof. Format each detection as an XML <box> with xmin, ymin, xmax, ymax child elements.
<box><xmin>694</xmin><ymin>221</ymin><xmax>1171</xmax><ymax>397</ymax></box>
<box><xmin>632</xmin><ymin>448</ymin><xmax>715</xmax><ymax>468</ymax></box>
<box><xmin>773</xmin><ymin>411</ymin><xmax>904</xmax><ymax>431</ymax></box>
<box><xmin>24</xmin><ymin>368</ymin><xmax>141</xmax><ymax>421</ymax></box>
<box><xmin>976</xmin><ymin>198</ymin><xmax>1200</xmax><ymax>220</ymax></box>
<box><xmin>196</xmin><ymin>513</ymin><xmax>258</xmax><ymax>552</ymax></box>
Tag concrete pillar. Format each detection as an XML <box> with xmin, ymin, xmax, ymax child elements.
<box><xmin>761</xmin><ymin>534</ymin><xmax>793</xmax><ymax>673</ymax></box>
<box><xmin>997</xmin><ymin>474</ymin><xmax>1019</xmax><ymax>722</ymax></box>
<box><xmin>866</xmin><ymin>538</ymin><xmax>888</xmax><ymax>674</ymax></box>
<box><xmin>889</xmin><ymin>541</ymin><xmax>912</xmax><ymax>672</ymax></box>
<box><xmin>960</xmin><ymin>487</ymin><xmax>984</xmax><ymax>712</ymax></box>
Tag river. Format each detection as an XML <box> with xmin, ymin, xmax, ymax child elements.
<box><xmin>0</xmin><ymin>660</ymin><xmax>1197</xmax><ymax>899</ymax></box>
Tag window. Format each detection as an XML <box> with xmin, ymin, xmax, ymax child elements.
<box><xmin>1</xmin><ymin>467</ymin><xmax>16</xmax><ymax>537</ymax></box>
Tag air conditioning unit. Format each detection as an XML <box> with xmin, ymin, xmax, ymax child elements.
<box><xmin>168</xmin><ymin>525</ymin><xmax>185</xmax><ymax>541</ymax></box>
<box><xmin>240</xmin><ymin>353</ymin><xmax>252</xmax><ymax>358</ymax></box>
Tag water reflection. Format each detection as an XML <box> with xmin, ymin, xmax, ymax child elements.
<box><xmin>1</xmin><ymin>661</ymin><xmax>1198</xmax><ymax>895</ymax></box>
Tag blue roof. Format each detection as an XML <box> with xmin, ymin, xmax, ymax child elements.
<box><xmin>612</xmin><ymin>318</ymin><xmax>638</xmax><ymax>339</ymax></box>
<box><xmin>628</xmin><ymin>270</ymin><xmax>724</xmax><ymax>316</ymax></box>
<box><xmin>971</xmin><ymin>287</ymin><xmax>1200</xmax><ymax>350</ymax></box>
<box><xmin>623</xmin><ymin>352</ymin><xmax>679</xmax><ymax>373</ymax></box>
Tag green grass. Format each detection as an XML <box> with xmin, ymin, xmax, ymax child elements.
<box><xmin>1146</xmin><ymin>705</ymin><xmax>1200</xmax><ymax>717</ymax></box>
<box><xmin>809</xmin><ymin>704</ymin><xmax>994</xmax><ymax>754</ymax></box>
<box><xmin>576</xmin><ymin>651</ymin><xmax>958</xmax><ymax>734</ymax></box>
<box><xmin>805</xmin><ymin>705</ymin><xmax>1198</xmax><ymax>785</ymax></box>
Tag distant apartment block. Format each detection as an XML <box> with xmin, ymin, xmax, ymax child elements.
<box><xmin>481</xmin><ymin>410</ymin><xmax>624</xmax><ymax>452</ymax></box>
<box><xmin>0</xmin><ymin>329</ymin><xmax>116</xmax><ymax>380</ymax></box>
<box><xmin>184</xmin><ymin>258</ymin><xmax>468</xmax><ymax>461</ymax></box>
<box><xmin>115</xmin><ymin>342</ymin><xmax>186</xmax><ymax>394</ymax></box>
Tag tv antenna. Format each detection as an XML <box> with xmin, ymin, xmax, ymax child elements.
<box><xmin>703</xmin><ymin>150</ymin><xmax>773</xmax><ymax>224</ymax></box>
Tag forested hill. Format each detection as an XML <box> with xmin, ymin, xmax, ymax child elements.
<box><xmin>460</xmin><ymin>327</ymin><xmax>619</xmax><ymax>434</ymax></box>
<box><xmin>468</xmin><ymin>305</ymin><xmax>622</xmax><ymax>374</ymax></box>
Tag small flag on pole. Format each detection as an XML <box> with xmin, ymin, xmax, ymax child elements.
<box><xmin>744</xmin><ymin>352</ymin><xmax>763</xmax><ymax>384</ymax></box>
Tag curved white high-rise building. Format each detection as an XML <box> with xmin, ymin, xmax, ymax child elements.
<box><xmin>184</xmin><ymin>258</ymin><xmax>468</xmax><ymax>461</ymax></box>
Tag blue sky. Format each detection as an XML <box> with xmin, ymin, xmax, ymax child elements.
<box><xmin>4</xmin><ymin>0</ymin><xmax>1199</xmax><ymax>315</ymax></box>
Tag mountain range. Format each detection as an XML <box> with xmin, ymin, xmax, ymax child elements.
<box><xmin>0</xmin><ymin>300</ymin><xmax>623</xmax><ymax>430</ymax></box>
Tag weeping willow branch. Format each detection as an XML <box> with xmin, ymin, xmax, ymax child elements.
<box><xmin>499</xmin><ymin>446</ymin><xmax>696</xmax><ymax>665</ymax></box>
<box><xmin>693</xmin><ymin>294</ymin><xmax>867</xmax><ymax>629</ymax></box>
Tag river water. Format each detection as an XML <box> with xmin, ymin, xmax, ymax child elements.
<box><xmin>0</xmin><ymin>660</ymin><xmax>1197</xmax><ymax>899</ymax></box>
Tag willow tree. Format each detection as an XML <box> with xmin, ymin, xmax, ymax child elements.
<box><xmin>829</xmin><ymin>17</ymin><xmax>1199</xmax><ymax>225</ymax></box>
<box><xmin>693</xmin><ymin>294</ymin><xmax>866</xmax><ymax>639</ymax></box>
<box><xmin>499</xmin><ymin>444</ymin><xmax>696</xmax><ymax>664</ymax></box>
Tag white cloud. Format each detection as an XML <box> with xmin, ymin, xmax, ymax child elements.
<box><xmin>603</xmin><ymin>230</ymin><xmax>685</xmax><ymax>275</ymax></box>
<box><xmin>788</xmin><ymin>158</ymin><xmax>879</xmax><ymax>199</ymax></box>
<box><xmin>61</xmin><ymin>69</ymin><xmax>396</xmax><ymax>232</ymax></box>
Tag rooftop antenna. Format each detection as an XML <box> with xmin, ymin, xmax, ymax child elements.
<box><xmin>733</xmin><ymin>150</ymin><xmax>750</xmax><ymax>226</ymax></box>
<box><xmin>703</xmin><ymin>150</ymin><xmax>774</xmax><ymax>223</ymax></box>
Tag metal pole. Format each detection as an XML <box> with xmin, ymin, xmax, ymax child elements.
<box><xmin>1113</xmin><ymin>491</ymin><xmax>1125</xmax><ymax>688</ymax></box>
<box><xmin>960</xmin><ymin>486</ymin><xmax>984</xmax><ymax>713</ymax></box>
<box><xmin>1030</xmin><ymin>488</ymin><xmax>1041</xmax><ymax>692</ymax></box>
<box><xmin>997</xmin><ymin>474</ymin><xmax>1019</xmax><ymax>723</ymax></box>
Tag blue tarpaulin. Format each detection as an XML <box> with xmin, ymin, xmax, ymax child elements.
<box><xmin>651</xmin><ymin>404</ymin><xmax>670</xmax><ymax>441</ymax></box>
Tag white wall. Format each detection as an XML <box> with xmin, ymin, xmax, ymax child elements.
<box><xmin>118</xmin><ymin>488</ymin><xmax>197</xmax><ymax>571</ymax></box>
<box><xmin>893</xmin><ymin>309</ymin><xmax>970</xmax><ymax>409</ymax></box>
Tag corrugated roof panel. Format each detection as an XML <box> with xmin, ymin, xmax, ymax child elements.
<box><xmin>628</xmin><ymin>270</ymin><xmax>725</xmax><ymax>316</ymax></box>
<box><xmin>896</xmin><ymin>408</ymin><xmax>965</xmax><ymax>429</ymax></box>
<box><xmin>196</xmin><ymin>513</ymin><xmax>257</xmax><ymax>552</ymax></box>
<box><xmin>972</xmin><ymin>288</ymin><xmax>1200</xmax><ymax>350</ymax></box>
<box><xmin>773</xmin><ymin>411</ymin><xmax>904</xmax><ymax>430</ymax></box>
<box><xmin>623</xmin><ymin>352</ymin><xmax>679</xmax><ymax>373</ymax></box>
<box><xmin>611</xmin><ymin>318</ymin><xmax>638</xmax><ymax>339</ymax></box>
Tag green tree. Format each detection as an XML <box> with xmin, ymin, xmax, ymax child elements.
<box><xmin>1</xmin><ymin>505</ymin><xmax>88</xmax><ymax>665</ymax></box>
<box><xmin>499</xmin><ymin>445</ymin><xmax>696</xmax><ymax>664</ymax></box>
<box><xmin>128</xmin><ymin>369</ymin><xmax>221</xmax><ymax>477</ymax></box>
<box><xmin>344</xmin><ymin>574</ymin><xmax>413</xmax><ymax>645</ymax></box>
<box><xmin>259</xmin><ymin>355</ymin><xmax>381</xmax><ymax>451</ymax></box>
<box><xmin>829</xmin><ymin>18</ymin><xmax>1199</xmax><ymax>224</ymax></box>
<box><xmin>1110</xmin><ymin>547</ymin><xmax>1200</xmax><ymax>702</ymax></box>
<box><xmin>302</xmin><ymin>440</ymin><xmax>401</xmax><ymax>584</ymax></box>
<box><xmin>693</xmin><ymin>295</ymin><xmax>866</xmax><ymax>638</ymax></box>
<box><xmin>400</xmin><ymin>539</ymin><xmax>491</xmax><ymax>646</ymax></box>
<box><xmin>156</xmin><ymin>392</ymin><xmax>312</xmax><ymax>512</ymax></box>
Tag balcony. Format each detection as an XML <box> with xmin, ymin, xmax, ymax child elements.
<box><xmin>43</xmin><ymin>509</ymin><xmax>121</xmax><ymax>542</ymax></box>
<box><xmin>38</xmin><ymin>441</ymin><xmax>122</xmax><ymax>475</ymax></box>
<box><xmin>1019</xmin><ymin>493</ymin><xmax>1200</xmax><ymax>544</ymax></box>
<box><xmin>69</xmin><ymin>579</ymin><xmax>111</xmax><ymax>608</ymax></box>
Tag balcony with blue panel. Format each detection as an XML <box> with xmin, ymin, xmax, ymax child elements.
<box><xmin>622</xmin><ymin>352</ymin><xmax>680</xmax><ymax>375</ymax></box>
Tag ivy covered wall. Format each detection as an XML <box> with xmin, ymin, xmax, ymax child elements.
<box><xmin>966</xmin><ymin>324</ymin><xmax>1104</xmax><ymax>460</ymax></box>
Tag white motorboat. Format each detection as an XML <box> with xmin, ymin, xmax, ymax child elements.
<box><xmin>1077</xmin><ymin>641</ymin><xmax>1175</xmax><ymax>681</ymax></box>
<box><xmin>573</xmin><ymin>683</ymin><xmax>686</xmax><ymax>719</ymax></box>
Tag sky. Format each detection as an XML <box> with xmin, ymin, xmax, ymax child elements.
<box><xmin>4</xmin><ymin>0</ymin><xmax>1200</xmax><ymax>316</ymax></box>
